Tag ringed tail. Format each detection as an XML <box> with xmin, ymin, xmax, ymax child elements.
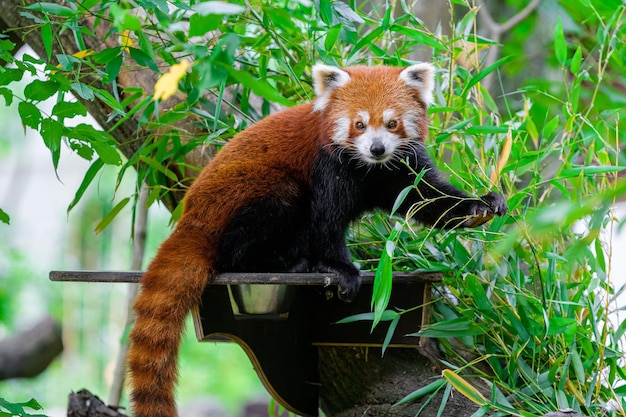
<box><xmin>127</xmin><ymin>226</ymin><xmax>216</xmax><ymax>417</ymax></box>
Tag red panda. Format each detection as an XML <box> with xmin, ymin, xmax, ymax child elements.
<box><xmin>127</xmin><ymin>63</ymin><xmax>507</xmax><ymax>417</ymax></box>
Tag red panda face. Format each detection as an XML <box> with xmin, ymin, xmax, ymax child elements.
<box><xmin>313</xmin><ymin>64</ymin><xmax>435</xmax><ymax>166</ymax></box>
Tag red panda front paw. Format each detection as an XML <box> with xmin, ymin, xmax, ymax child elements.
<box><xmin>336</xmin><ymin>269</ymin><xmax>362</xmax><ymax>303</ymax></box>
<box><xmin>464</xmin><ymin>192</ymin><xmax>508</xmax><ymax>227</ymax></box>
<box><xmin>313</xmin><ymin>260</ymin><xmax>362</xmax><ymax>302</ymax></box>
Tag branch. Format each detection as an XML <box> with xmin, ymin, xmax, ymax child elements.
<box><xmin>478</xmin><ymin>0</ymin><xmax>542</xmax><ymax>36</ymax></box>
<box><xmin>0</xmin><ymin>316</ymin><xmax>63</xmax><ymax>380</ymax></box>
<box><xmin>477</xmin><ymin>0</ymin><xmax>542</xmax><ymax>91</ymax></box>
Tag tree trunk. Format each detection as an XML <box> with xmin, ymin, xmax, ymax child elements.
<box><xmin>0</xmin><ymin>316</ymin><xmax>63</xmax><ymax>380</ymax></box>
<box><xmin>318</xmin><ymin>346</ymin><xmax>478</xmax><ymax>417</ymax></box>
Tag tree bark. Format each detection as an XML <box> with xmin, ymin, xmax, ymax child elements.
<box><xmin>0</xmin><ymin>316</ymin><xmax>63</xmax><ymax>380</ymax></box>
<box><xmin>318</xmin><ymin>346</ymin><xmax>479</xmax><ymax>417</ymax></box>
<box><xmin>68</xmin><ymin>389</ymin><xmax>129</xmax><ymax>417</ymax></box>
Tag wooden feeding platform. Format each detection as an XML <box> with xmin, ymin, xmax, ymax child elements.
<box><xmin>50</xmin><ymin>270</ymin><xmax>441</xmax><ymax>417</ymax></box>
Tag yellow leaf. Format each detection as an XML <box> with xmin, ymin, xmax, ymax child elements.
<box><xmin>120</xmin><ymin>30</ymin><xmax>133</xmax><ymax>52</ymax></box>
<box><xmin>442</xmin><ymin>369</ymin><xmax>488</xmax><ymax>406</ymax></box>
<box><xmin>72</xmin><ymin>50</ymin><xmax>94</xmax><ymax>59</ymax></box>
<box><xmin>153</xmin><ymin>59</ymin><xmax>190</xmax><ymax>101</ymax></box>
<box><xmin>489</xmin><ymin>128</ymin><xmax>513</xmax><ymax>185</ymax></box>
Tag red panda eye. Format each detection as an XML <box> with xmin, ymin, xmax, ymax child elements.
<box><xmin>355</xmin><ymin>121</ymin><xmax>366</xmax><ymax>130</ymax></box>
<box><xmin>387</xmin><ymin>120</ymin><xmax>398</xmax><ymax>130</ymax></box>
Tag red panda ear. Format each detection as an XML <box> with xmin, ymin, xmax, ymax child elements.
<box><xmin>312</xmin><ymin>64</ymin><xmax>351</xmax><ymax>111</ymax></box>
<box><xmin>399</xmin><ymin>63</ymin><xmax>435</xmax><ymax>107</ymax></box>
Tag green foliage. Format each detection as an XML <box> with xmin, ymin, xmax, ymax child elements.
<box><xmin>1</xmin><ymin>0</ymin><xmax>625</xmax><ymax>415</ymax></box>
<box><xmin>345</xmin><ymin>2</ymin><xmax>626</xmax><ymax>416</ymax></box>
<box><xmin>0</xmin><ymin>398</ymin><xmax>47</xmax><ymax>417</ymax></box>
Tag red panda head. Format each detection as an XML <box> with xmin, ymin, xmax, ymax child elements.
<box><xmin>313</xmin><ymin>63</ymin><xmax>435</xmax><ymax>166</ymax></box>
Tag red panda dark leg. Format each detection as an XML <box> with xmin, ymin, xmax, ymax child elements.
<box><xmin>309</xmin><ymin>151</ymin><xmax>363</xmax><ymax>301</ymax></box>
<box><xmin>401</xmin><ymin>143</ymin><xmax>508</xmax><ymax>229</ymax></box>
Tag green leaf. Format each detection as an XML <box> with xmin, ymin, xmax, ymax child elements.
<box><xmin>0</xmin><ymin>397</ymin><xmax>44</xmax><ymax>416</ymax></box>
<box><xmin>0</xmin><ymin>208</ymin><xmax>10</xmax><ymax>224</ymax></box>
<box><xmin>465</xmin><ymin>274</ymin><xmax>492</xmax><ymax>312</ymax></box>
<box><xmin>222</xmin><ymin>65</ymin><xmax>292</xmax><ymax>107</ymax></box>
<box><xmin>0</xmin><ymin>87</ymin><xmax>13</xmax><ymax>106</ymax></box>
<box><xmin>71</xmin><ymin>82</ymin><xmax>95</xmax><ymax>100</ymax></box>
<box><xmin>109</xmin><ymin>4</ymin><xmax>143</xmax><ymax>31</ymax></box>
<box><xmin>560</xmin><ymin>165</ymin><xmax>626</xmax><ymax>178</ymax></box>
<box><xmin>139</xmin><ymin>155</ymin><xmax>179</xmax><ymax>182</ymax></box>
<box><xmin>189</xmin><ymin>13</ymin><xmax>222</xmax><ymax>37</ymax></box>
<box><xmin>105</xmin><ymin>54</ymin><xmax>123</xmax><ymax>81</ymax></box>
<box><xmin>41</xmin><ymin>118</ymin><xmax>65</xmax><ymax>171</ymax></box>
<box><xmin>41</xmin><ymin>23</ymin><xmax>52</xmax><ymax>60</ymax></box>
<box><xmin>68</xmin><ymin>124</ymin><xmax>121</xmax><ymax>165</ymax></box>
<box><xmin>24</xmin><ymin>79</ymin><xmax>59</xmax><ymax>101</ymax></box>
<box><xmin>335</xmin><ymin>309</ymin><xmax>398</xmax><ymax>324</ymax></box>
<box><xmin>18</xmin><ymin>101</ymin><xmax>42</xmax><ymax>130</ymax></box>
<box><xmin>461</xmin><ymin>56</ymin><xmax>513</xmax><ymax>99</ymax></box>
<box><xmin>91</xmin><ymin>141</ymin><xmax>121</xmax><ymax>165</ymax></box>
<box><xmin>381</xmin><ymin>313</ymin><xmax>400</xmax><ymax>355</ymax></box>
<box><xmin>129</xmin><ymin>47</ymin><xmax>158</xmax><ymax>72</ymax></box>
<box><xmin>416</xmin><ymin>317</ymin><xmax>484</xmax><ymax>338</ymax></box>
<box><xmin>0</xmin><ymin>68</ymin><xmax>23</xmax><ymax>86</ymax></box>
<box><xmin>389</xmin><ymin>24</ymin><xmax>446</xmax><ymax>51</ymax></box>
<box><xmin>394</xmin><ymin>378</ymin><xmax>446</xmax><ymax>405</ymax></box>
<box><xmin>442</xmin><ymin>369</ymin><xmax>488</xmax><ymax>406</ymax></box>
<box><xmin>547</xmin><ymin>317</ymin><xmax>577</xmax><ymax>345</ymax></box>
<box><xmin>93</xmin><ymin>47</ymin><xmax>122</xmax><ymax>65</ymax></box>
<box><xmin>570</xmin><ymin>46</ymin><xmax>582</xmax><ymax>74</ymax></box>
<box><xmin>24</xmin><ymin>2</ymin><xmax>76</xmax><ymax>17</ymax></box>
<box><xmin>554</xmin><ymin>17</ymin><xmax>567</xmax><ymax>65</ymax></box>
<box><xmin>67</xmin><ymin>158</ymin><xmax>104</xmax><ymax>213</ymax></box>
<box><xmin>371</xmin><ymin>240</ymin><xmax>393</xmax><ymax>329</ymax></box>
<box><xmin>332</xmin><ymin>1</ymin><xmax>363</xmax><ymax>26</ymax></box>
<box><xmin>52</xmin><ymin>101</ymin><xmax>87</xmax><ymax>119</ymax></box>
<box><xmin>94</xmin><ymin>197</ymin><xmax>130</xmax><ymax>233</ymax></box>
<box><xmin>391</xmin><ymin>185</ymin><xmax>412</xmax><ymax>216</ymax></box>
<box><xmin>135</xmin><ymin>31</ymin><xmax>156</xmax><ymax>63</ymax></box>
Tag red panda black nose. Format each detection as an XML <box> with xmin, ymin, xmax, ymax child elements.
<box><xmin>370</xmin><ymin>142</ymin><xmax>386</xmax><ymax>157</ymax></box>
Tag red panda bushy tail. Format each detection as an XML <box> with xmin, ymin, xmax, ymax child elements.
<box><xmin>127</xmin><ymin>226</ymin><xmax>217</xmax><ymax>417</ymax></box>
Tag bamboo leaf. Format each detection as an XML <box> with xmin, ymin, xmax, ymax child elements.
<box><xmin>442</xmin><ymin>369</ymin><xmax>488</xmax><ymax>406</ymax></box>
<box><xmin>41</xmin><ymin>23</ymin><xmax>52</xmax><ymax>60</ymax></box>
<box><xmin>335</xmin><ymin>309</ymin><xmax>398</xmax><ymax>324</ymax></box>
<box><xmin>381</xmin><ymin>313</ymin><xmax>400</xmax><ymax>355</ymax></box>
<box><xmin>67</xmin><ymin>158</ymin><xmax>104</xmax><ymax>213</ymax></box>
<box><xmin>415</xmin><ymin>317</ymin><xmax>484</xmax><ymax>338</ymax></box>
<box><xmin>570</xmin><ymin>46</ymin><xmax>582</xmax><ymax>74</ymax></box>
<box><xmin>394</xmin><ymin>378</ymin><xmax>446</xmax><ymax>405</ymax></box>
<box><xmin>391</xmin><ymin>185</ymin><xmax>412</xmax><ymax>216</ymax></box>
<box><xmin>461</xmin><ymin>56</ymin><xmax>513</xmax><ymax>99</ymax></box>
<box><xmin>221</xmin><ymin>65</ymin><xmax>292</xmax><ymax>107</ymax></box>
<box><xmin>24</xmin><ymin>2</ymin><xmax>75</xmax><ymax>17</ymax></box>
<box><xmin>94</xmin><ymin>197</ymin><xmax>130</xmax><ymax>234</ymax></box>
<box><xmin>139</xmin><ymin>155</ymin><xmax>179</xmax><ymax>182</ymax></box>
<box><xmin>554</xmin><ymin>17</ymin><xmax>567</xmax><ymax>65</ymax></box>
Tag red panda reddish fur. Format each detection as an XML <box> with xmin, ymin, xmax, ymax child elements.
<box><xmin>127</xmin><ymin>64</ymin><xmax>507</xmax><ymax>417</ymax></box>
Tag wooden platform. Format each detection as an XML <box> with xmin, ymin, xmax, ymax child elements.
<box><xmin>50</xmin><ymin>270</ymin><xmax>441</xmax><ymax>417</ymax></box>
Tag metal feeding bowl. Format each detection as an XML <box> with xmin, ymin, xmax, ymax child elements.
<box><xmin>228</xmin><ymin>284</ymin><xmax>296</xmax><ymax>315</ymax></box>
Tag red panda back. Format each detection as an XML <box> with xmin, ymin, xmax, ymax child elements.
<box><xmin>128</xmin><ymin>63</ymin><xmax>442</xmax><ymax>417</ymax></box>
<box><xmin>128</xmin><ymin>102</ymin><xmax>323</xmax><ymax>417</ymax></box>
